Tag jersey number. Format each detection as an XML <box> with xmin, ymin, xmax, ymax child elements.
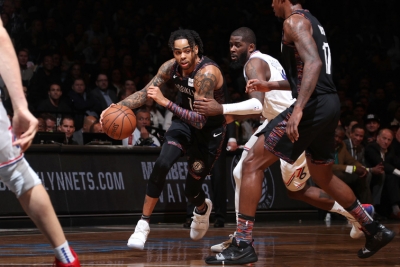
<box><xmin>322</xmin><ymin>42</ymin><xmax>331</xmax><ymax>75</ymax></box>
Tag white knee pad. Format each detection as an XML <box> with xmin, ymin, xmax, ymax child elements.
<box><xmin>280</xmin><ymin>152</ymin><xmax>310</xmax><ymax>192</ymax></box>
<box><xmin>0</xmin><ymin>158</ymin><xmax>42</xmax><ymax>198</ymax></box>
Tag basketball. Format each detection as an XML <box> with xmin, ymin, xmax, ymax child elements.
<box><xmin>102</xmin><ymin>105</ymin><xmax>136</xmax><ymax>140</ymax></box>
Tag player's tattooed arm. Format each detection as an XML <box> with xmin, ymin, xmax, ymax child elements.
<box><xmin>244</xmin><ymin>58</ymin><xmax>266</xmax><ymax>103</ymax></box>
<box><xmin>284</xmin><ymin>15</ymin><xmax>321</xmax><ymax>110</ymax></box>
<box><xmin>194</xmin><ymin>68</ymin><xmax>217</xmax><ymax>100</ymax></box>
<box><xmin>119</xmin><ymin>59</ymin><xmax>174</xmax><ymax>109</ymax></box>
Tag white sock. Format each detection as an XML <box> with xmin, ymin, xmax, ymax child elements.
<box><xmin>330</xmin><ymin>201</ymin><xmax>353</xmax><ymax>220</ymax></box>
<box><xmin>54</xmin><ymin>241</ymin><xmax>75</xmax><ymax>264</ymax></box>
<box><xmin>392</xmin><ymin>205</ymin><xmax>400</xmax><ymax>214</ymax></box>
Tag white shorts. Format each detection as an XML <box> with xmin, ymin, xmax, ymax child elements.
<box><xmin>0</xmin><ymin>103</ymin><xmax>22</xmax><ymax>167</ymax></box>
<box><xmin>244</xmin><ymin>120</ymin><xmax>310</xmax><ymax>191</ymax></box>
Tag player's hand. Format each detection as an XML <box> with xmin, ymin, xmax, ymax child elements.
<box><xmin>193</xmin><ymin>98</ymin><xmax>223</xmax><ymax>116</ymax></box>
<box><xmin>12</xmin><ymin>108</ymin><xmax>38</xmax><ymax>152</ymax></box>
<box><xmin>100</xmin><ymin>103</ymin><xmax>117</xmax><ymax>127</ymax></box>
<box><xmin>147</xmin><ymin>86</ymin><xmax>168</xmax><ymax>107</ymax></box>
<box><xmin>224</xmin><ymin>114</ymin><xmax>235</xmax><ymax>124</ymax></box>
<box><xmin>227</xmin><ymin>140</ymin><xmax>238</xmax><ymax>151</ymax></box>
<box><xmin>246</xmin><ymin>79</ymin><xmax>271</xmax><ymax>93</ymax></box>
<box><xmin>286</xmin><ymin>107</ymin><xmax>302</xmax><ymax>143</ymax></box>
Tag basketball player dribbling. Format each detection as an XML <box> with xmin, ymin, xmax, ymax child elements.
<box><xmin>100</xmin><ymin>29</ymin><xmax>228</xmax><ymax>250</ymax></box>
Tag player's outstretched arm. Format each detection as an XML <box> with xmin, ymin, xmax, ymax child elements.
<box><xmin>0</xmin><ymin>20</ymin><xmax>37</xmax><ymax>151</ymax></box>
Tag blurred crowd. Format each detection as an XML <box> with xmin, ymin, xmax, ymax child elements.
<box><xmin>1</xmin><ymin>0</ymin><xmax>400</xmax><ymax>218</ymax></box>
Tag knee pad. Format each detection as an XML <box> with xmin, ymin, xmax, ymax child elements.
<box><xmin>0</xmin><ymin>158</ymin><xmax>42</xmax><ymax>198</ymax></box>
<box><xmin>280</xmin><ymin>152</ymin><xmax>310</xmax><ymax>192</ymax></box>
<box><xmin>146</xmin><ymin>156</ymin><xmax>174</xmax><ymax>198</ymax></box>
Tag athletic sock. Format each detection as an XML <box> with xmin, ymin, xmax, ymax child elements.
<box><xmin>54</xmin><ymin>241</ymin><xmax>75</xmax><ymax>264</ymax></box>
<box><xmin>195</xmin><ymin>203</ymin><xmax>208</xmax><ymax>215</ymax></box>
<box><xmin>330</xmin><ymin>201</ymin><xmax>353</xmax><ymax>219</ymax></box>
<box><xmin>235</xmin><ymin>213</ymin><xmax>255</xmax><ymax>245</ymax></box>
<box><xmin>345</xmin><ymin>199</ymin><xmax>373</xmax><ymax>231</ymax></box>
<box><xmin>141</xmin><ymin>214</ymin><xmax>151</xmax><ymax>223</ymax></box>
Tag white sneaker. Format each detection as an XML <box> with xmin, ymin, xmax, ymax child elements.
<box><xmin>190</xmin><ymin>198</ymin><xmax>212</xmax><ymax>240</ymax></box>
<box><xmin>127</xmin><ymin>219</ymin><xmax>150</xmax><ymax>250</ymax></box>
<box><xmin>210</xmin><ymin>233</ymin><xmax>235</xmax><ymax>253</ymax></box>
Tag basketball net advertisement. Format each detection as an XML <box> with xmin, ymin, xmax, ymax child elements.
<box><xmin>0</xmin><ymin>146</ymin><xmax>311</xmax><ymax>215</ymax></box>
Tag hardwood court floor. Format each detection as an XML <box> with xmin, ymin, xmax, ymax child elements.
<box><xmin>0</xmin><ymin>220</ymin><xmax>399</xmax><ymax>266</ymax></box>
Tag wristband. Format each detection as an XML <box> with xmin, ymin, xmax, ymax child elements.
<box><xmin>353</xmin><ymin>165</ymin><xmax>357</xmax><ymax>173</ymax></box>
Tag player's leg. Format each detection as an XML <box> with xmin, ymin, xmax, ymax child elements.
<box><xmin>186</xmin><ymin>124</ymin><xmax>226</xmax><ymax>241</ymax></box>
<box><xmin>0</xmin><ymin>107</ymin><xmax>80</xmax><ymax>266</ymax></box>
<box><xmin>281</xmin><ymin>153</ymin><xmax>373</xmax><ymax>239</ymax></box>
<box><xmin>127</xmin><ymin>141</ymin><xmax>183</xmax><ymax>250</ymax></box>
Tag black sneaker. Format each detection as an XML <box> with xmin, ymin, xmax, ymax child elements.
<box><xmin>205</xmin><ymin>237</ymin><xmax>258</xmax><ymax>265</ymax></box>
<box><xmin>357</xmin><ymin>222</ymin><xmax>395</xmax><ymax>258</ymax></box>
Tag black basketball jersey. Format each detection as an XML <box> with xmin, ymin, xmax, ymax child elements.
<box><xmin>281</xmin><ymin>10</ymin><xmax>336</xmax><ymax>98</ymax></box>
<box><xmin>170</xmin><ymin>56</ymin><xmax>226</xmax><ymax>127</ymax></box>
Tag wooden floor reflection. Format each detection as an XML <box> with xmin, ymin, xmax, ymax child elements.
<box><xmin>0</xmin><ymin>220</ymin><xmax>399</xmax><ymax>266</ymax></box>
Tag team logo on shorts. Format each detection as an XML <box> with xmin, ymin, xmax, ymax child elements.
<box><xmin>230</xmin><ymin>155</ymin><xmax>275</xmax><ymax>209</ymax></box>
<box><xmin>191</xmin><ymin>160</ymin><xmax>205</xmax><ymax>174</ymax></box>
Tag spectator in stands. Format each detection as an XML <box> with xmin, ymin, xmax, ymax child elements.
<box><xmin>36</xmin><ymin>83</ymin><xmax>72</xmax><ymax>125</ymax></box>
<box><xmin>364</xmin><ymin>114</ymin><xmax>381</xmax><ymax>145</ymax></box>
<box><xmin>345</xmin><ymin>124</ymin><xmax>385</xmax><ymax>204</ymax></box>
<box><xmin>58</xmin><ymin>116</ymin><xmax>78</xmax><ymax>145</ymax></box>
<box><xmin>68</xmin><ymin>78</ymin><xmax>95</xmax><ymax>130</ymax></box>
<box><xmin>110</xmin><ymin>68</ymin><xmax>123</xmax><ymax>96</ymax></box>
<box><xmin>17</xmin><ymin>48</ymin><xmax>35</xmax><ymax>86</ymax></box>
<box><xmin>343</xmin><ymin>117</ymin><xmax>358</xmax><ymax>140</ymax></box>
<box><xmin>89</xmin><ymin>73</ymin><xmax>117</xmax><ymax>118</ymax></box>
<box><xmin>42</xmin><ymin>113</ymin><xmax>57</xmax><ymax>132</ymax></box>
<box><xmin>333</xmin><ymin>126</ymin><xmax>372</xmax><ymax>203</ymax></box>
<box><xmin>37</xmin><ymin>116</ymin><xmax>46</xmax><ymax>132</ymax></box>
<box><xmin>122</xmin><ymin>108</ymin><xmax>160</xmax><ymax>147</ymax></box>
<box><xmin>365</xmin><ymin>129</ymin><xmax>400</xmax><ymax>219</ymax></box>
<box><xmin>73</xmin><ymin>115</ymin><xmax>97</xmax><ymax>145</ymax></box>
<box><xmin>89</xmin><ymin>122</ymin><xmax>103</xmax><ymax>133</ymax></box>
<box><xmin>118</xmin><ymin>79</ymin><xmax>137</xmax><ymax>101</ymax></box>
<box><xmin>144</xmin><ymin>97</ymin><xmax>164</xmax><ymax>130</ymax></box>
<box><xmin>29</xmin><ymin>55</ymin><xmax>61</xmax><ymax>108</ymax></box>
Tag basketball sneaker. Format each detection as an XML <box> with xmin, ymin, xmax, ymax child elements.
<box><xmin>357</xmin><ymin>222</ymin><xmax>395</xmax><ymax>258</ymax></box>
<box><xmin>210</xmin><ymin>233</ymin><xmax>235</xmax><ymax>253</ymax></box>
<box><xmin>205</xmin><ymin>237</ymin><xmax>258</xmax><ymax>265</ymax></box>
<box><xmin>53</xmin><ymin>247</ymin><xmax>80</xmax><ymax>267</ymax></box>
<box><xmin>127</xmin><ymin>219</ymin><xmax>150</xmax><ymax>250</ymax></box>
<box><xmin>349</xmin><ymin>204</ymin><xmax>375</xmax><ymax>239</ymax></box>
<box><xmin>190</xmin><ymin>198</ymin><xmax>212</xmax><ymax>240</ymax></box>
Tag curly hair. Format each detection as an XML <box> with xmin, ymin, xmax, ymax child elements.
<box><xmin>168</xmin><ymin>29</ymin><xmax>204</xmax><ymax>57</ymax></box>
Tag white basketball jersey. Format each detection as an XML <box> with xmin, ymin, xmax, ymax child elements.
<box><xmin>243</xmin><ymin>51</ymin><xmax>295</xmax><ymax>122</ymax></box>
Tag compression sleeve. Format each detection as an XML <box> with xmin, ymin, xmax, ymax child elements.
<box><xmin>222</xmin><ymin>98</ymin><xmax>263</xmax><ymax>115</ymax></box>
<box><xmin>166</xmin><ymin>101</ymin><xmax>207</xmax><ymax>129</ymax></box>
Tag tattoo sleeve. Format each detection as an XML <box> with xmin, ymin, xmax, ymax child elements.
<box><xmin>319</xmin><ymin>191</ymin><xmax>333</xmax><ymax>200</ymax></box>
<box><xmin>118</xmin><ymin>59</ymin><xmax>174</xmax><ymax>109</ymax></box>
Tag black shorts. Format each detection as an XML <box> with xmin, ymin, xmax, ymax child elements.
<box><xmin>257</xmin><ymin>93</ymin><xmax>340</xmax><ymax>164</ymax></box>
<box><xmin>165</xmin><ymin>119</ymin><xmax>226</xmax><ymax>178</ymax></box>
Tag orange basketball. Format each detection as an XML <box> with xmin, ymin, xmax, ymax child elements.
<box><xmin>102</xmin><ymin>105</ymin><xmax>136</xmax><ymax>140</ymax></box>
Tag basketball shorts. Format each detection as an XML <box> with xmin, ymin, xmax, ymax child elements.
<box><xmin>245</xmin><ymin>120</ymin><xmax>310</xmax><ymax>191</ymax></box>
<box><xmin>257</xmin><ymin>93</ymin><xmax>340</xmax><ymax>164</ymax></box>
<box><xmin>165</xmin><ymin>119</ymin><xmax>226</xmax><ymax>179</ymax></box>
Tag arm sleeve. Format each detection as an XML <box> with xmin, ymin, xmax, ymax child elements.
<box><xmin>166</xmin><ymin>101</ymin><xmax>207</xmax><ymax>129</ymax></box>
<box><xmin>222</xmin><ymin>98</ymin><xmax>263</xmax><ymax>115</ymax></box>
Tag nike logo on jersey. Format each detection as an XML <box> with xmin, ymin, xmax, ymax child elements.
<box><xmin>213</xmin><ymin>132</ymin><xmax>222</xmax><ymax>137</ymax></box>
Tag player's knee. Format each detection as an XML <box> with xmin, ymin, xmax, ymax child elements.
<box><xmin>0</xmin><ymin>158</ymin><xmax>42</xmax><ymax>198</ymax></box>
